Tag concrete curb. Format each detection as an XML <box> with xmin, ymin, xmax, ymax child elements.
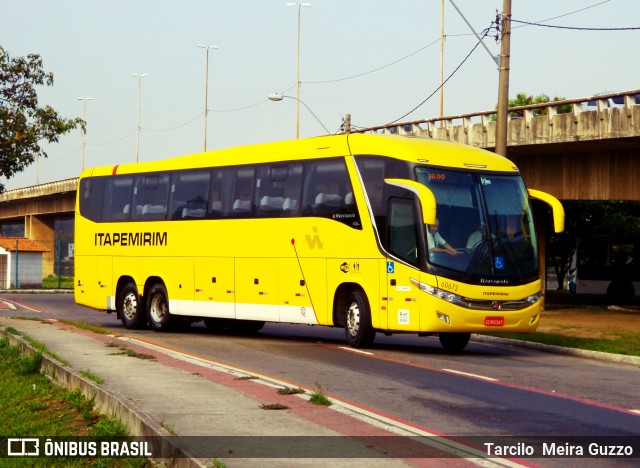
<box><xmin>0</xmin><ymin>328</ymin><xmax>209</xmax><ymax>468</ymax></box>
<box><xmin>472</xmin><ymin>334</ymin><xmax>640</xmax><ymax>366</ymax></box>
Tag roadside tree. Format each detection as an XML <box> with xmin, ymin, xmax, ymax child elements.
<box><xmin>0</xmin><ymin>46</ymin><xmax>83</xmax><ymax>192</ymax></box>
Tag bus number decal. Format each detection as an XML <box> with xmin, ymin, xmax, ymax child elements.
<box><xmin>440</xmin><ymin>281</ymin><xmax>458</xmax><ymax>292</ymax></box>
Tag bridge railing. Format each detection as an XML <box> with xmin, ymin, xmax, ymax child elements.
<box><xmin>351</xmin><ymin>89</ymin><xmax>640</xmax><ymax>140</ymax></box>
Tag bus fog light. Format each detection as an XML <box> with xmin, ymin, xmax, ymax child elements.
<box><xmin>437</xmin><ymin>313</ymin><xmax>450</xmax><ymax>325</ymax></box>
<box><xmin>529</xmin><ymin>314</ymin><xmax>538</xmax><ymax>325</ymax></box>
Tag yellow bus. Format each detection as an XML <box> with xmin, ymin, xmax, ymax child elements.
<box><xmin>75</xmin><ymin>134</ymin><xmax>564</xmax><ymax>351</ymax></box>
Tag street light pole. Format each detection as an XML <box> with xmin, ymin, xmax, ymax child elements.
<box><xmin>77</xmin><ymin>97</ymin><xmax>92</xmax><ymax>171</ymax></box>
<box><xmin>268</xmin><ymin>93</ymin><xmax>330</xmax><ymax>134</ymax></box>
<box><xmin>287</xmin><ymin>2</ymin><xmax>311</xmax><ymax>139</ymax></box>
<box><xmin>131</xmin><ymin>73</ymin><xmax>149</xmax><ymax>163</ymax></box>
<box><xmin>197</xmin><ymin>44</ymin><xmax>218</xmax><ymax>151</ymax></box>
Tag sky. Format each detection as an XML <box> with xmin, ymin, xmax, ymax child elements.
<box><xmin>1</xmin><ymin>0</ymin><xmax>638</xmax><ymax>190</ymax></box>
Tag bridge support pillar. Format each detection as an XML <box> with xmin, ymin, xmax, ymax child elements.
<box><xmin>25</xmin><ymin>215</ymin><xmax>55</xmax><ymax>278</ymax></box>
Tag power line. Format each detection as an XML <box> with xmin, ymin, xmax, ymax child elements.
<box><xmin>511</xmin><ymin>19</ymin><xmax>640</xmax><ymax>31</ymax></box>
<box><xmin>514</xmin><ymin>0</ymin><xmax>614</xmax><ymax>28</ymax></box>
<box><xmin>303</xmin><ymin>38</ymin><xmax>441</xmax><ymax>85</ymax></box>
<box><xmin>355</xmin><ymin>22</ymin><xmax>495</xmax><ymax>128</ymax></box>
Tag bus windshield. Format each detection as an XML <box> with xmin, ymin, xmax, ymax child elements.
<box><xmin>416</xmin><ymin>167</ymin><xmax>538</xmax><ymax>282</ymax></box>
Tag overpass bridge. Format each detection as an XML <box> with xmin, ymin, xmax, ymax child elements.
<box><xmin>354</xmin><ymin>88</ymin><xmax>640</xmax><ymax>201</ymax></box>
<box><xmin>0</xmin><ymin>89</ymin><xmax>638</xmax><ymax>277</ymax></box>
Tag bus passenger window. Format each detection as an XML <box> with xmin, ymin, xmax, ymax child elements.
<box><xmin>79</xmin><ymin>177</ymin><xmax>106</xmax><ymax>222</ymax></box>
<box><xmin>228</xmin><ymin>168</ymin><xmax>254</xmax><ymax>217</ymax></box>
<box><xmin>103</xmin><ymin>176</ymin><xmax>133</xmax><ymax>221</ymax></box>
<box><xmin>169</xmin><ymin>170</ymin><xmax>211</xmax><ymax>220</ymax></box>
<box><xmin>254</xmin><ymin>163</ymin><xmax>303</xmax><ymax>217</ymax></box>
<box><xmin>132</xmin><ymin>174</ymin><xmax>170</xmax><ymax>221</ymax></box>
<box><xmin>302</xmin><ymin>158</ymin><xmax>361</xmax><ymax>228</ymax></box>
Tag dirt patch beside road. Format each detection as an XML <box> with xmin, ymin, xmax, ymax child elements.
<box><xmin>539</xmin><ymin>306</ymin><xmax>640</xmax><ymax>340</ymax></box>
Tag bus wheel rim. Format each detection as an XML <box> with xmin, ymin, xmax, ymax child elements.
<box><xmin>346</xmin><ymin>301</ymin><xmax>360</xmax><ymax>337</ymax></box>
<box><xmin>150</xmin><ymin>295</ymin><xmax>166</xmax><ymax>322</ymax></box>
<box><xmin>122</xmin><ymin>293</ymin><xmax>138</xmax><ymax>320</ymax></box>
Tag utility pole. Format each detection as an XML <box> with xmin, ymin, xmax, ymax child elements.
<box><xmin>495</xmin><ymin>0</ymin><xmax>512</xmax><ymax>157</ymax></box>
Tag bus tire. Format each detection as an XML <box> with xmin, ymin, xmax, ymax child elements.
<box><xmin>438</xmin><ymin>332</ymin><xmax>471</xmax><ymax>352</ymax></box>
<box><xmin>146</xmin><ymin>283</ymin><xmax>174</xmax><ymax>332</ymax></box>
<box><xmin>607</xmin><ymin>281</ymin><xmax>634</xmax><ymax>305</ymax></box>
<box><xmin>344</xmin><ymin>290</ymin><xmax>376</xmax><ymax>348</ymax></box>
<box><xmin>118</xmin><ymin>282</ymin><xmax>146</xmax><ymax>329</ymax></box>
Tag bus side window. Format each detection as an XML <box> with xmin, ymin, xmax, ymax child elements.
<box><xmin>302</xmin><ymin>159</ymin><xmax>347</xmax><ymax>216</ymax></box>
<box><xmin>131</xmin><ymin>174</ymin><xmax>170</xmax><ymax>221</ymax></box>
<box><xmin>228</xmin><ymin>168</ymin><xmax>255</xmax><ymax>217</ymax></box>
<box><xmin>79</xmin><ymin>177</ymin><xmax>106</xmax><ymax>222</ymax></box>
<box><xmin>388</xmin><ymin>198</ymin><xmax>419</xmax><ymax>266</ymax></box>
<box><xmin>169</xmin><ymin>170</ymin><xmax>211</xmax><ymax>220</ymax></box>
<box><xmin>255</xmin><ymin>163</ymin><xmax>303</xmax><ymax>217</ymax></box>
<box><xmin>301</xmin><ymin>158</ymin><xmax>360</xmax><ymax>228</ymax></box>
<box><xmin>209</xmin><ymin>170</ymin><xmax>225</xmax><ymax>218</ymax></box>
<box><xmin>103</xmin><ymin>176</ymin><xmax>134</xmax><ymax>221</ymax></box>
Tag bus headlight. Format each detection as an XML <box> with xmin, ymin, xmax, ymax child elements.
<box><xmin>410</xmin><ymin>278</ymin><xmax>462</xmax><ymax>303</ymax></box>
<box><xmin>526</xmin><ymin>293</ymin><xmax>541</xmax><ymax>304</ymax></box>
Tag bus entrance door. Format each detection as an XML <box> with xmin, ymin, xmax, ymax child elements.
<box><xmin>384</xmin><ymin>259</ymin><xmax>420</xmax><ymax>332</ymax></box>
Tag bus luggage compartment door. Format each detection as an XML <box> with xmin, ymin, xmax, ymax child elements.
<box><xmin>235</xmin><ymin>258</ymin><xmax>279</xmax><ymax>322</ymax></box>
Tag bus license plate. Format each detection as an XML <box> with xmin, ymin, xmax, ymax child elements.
<box><xmin>485</xmin><ymin>316</ymin><xmax>504</xmax><ymax>326</ymax></box>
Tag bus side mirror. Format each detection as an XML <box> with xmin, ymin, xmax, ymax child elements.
<box><xmin>384</xmin><ymin>178</ymin><xmax>436</xmax><ymax>225</ymax></box>
<box><xmin>527</xmin><ymin>189</ymin><xmax>565</xmax><ymax>233</ymax></box>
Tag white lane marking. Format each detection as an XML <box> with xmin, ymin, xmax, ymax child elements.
<box><xmin>442</xmin><ymin>368</ymin><xmax>499</xmax><ymax>381</ymax></box>
<box><xmin>337</xmin><ymin>346</ymin><xmax>374</xmax><ymax>355</ymax></box>
<box><xmin>119</xmin><ymin>336</ymin><xmax>524</xmax><ymax>466</ymax></box>
<box><xmin>630</xmin><ymin>409</ymin><xmax>640</xmax><ymax>415</ymax></box>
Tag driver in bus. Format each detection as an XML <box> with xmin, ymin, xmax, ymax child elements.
<box><xmin>466</xmin><ymin>221</ymin><xmax>488</xmax><ymax>250</ymax></box>
<box><xmin>427</xmin><ymin>219</ymin><xmax>460</xmax><ymax>256</ymax></box>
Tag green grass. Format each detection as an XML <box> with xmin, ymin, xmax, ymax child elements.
<box><xmin>41</xmin><ymin>275</ymin><xmax>74</xmax><ymax>289</ymax></box>
<box><xmin>79</xmin><ymin>369</ymin><xmax>105</xmax><ymax>384</ymax></box>
<box><xmin>4</xmin><ymin>325</ymin><xmax>68</xmax><ymax>365</ymax></box>
<box><xmin>486</xmin><ymin>331</ymin><xmax>640</xmax><ymax>356</ymax></box>
<box><xmin>60</xmin><ymin>320</ymin><xmax>112</xmax><ymax>335</ymax></box>
<box><xmin>105</xmin><ymin>342</ymin><xmax>156</xmax><ymax>360</ymax></box>
<box><xmin>308</xmin><ymin>380</ymin><xmax>332</xmax><ymax>406</ymax></box>
<box><xmin>0</xmin><ymin>337</ymin><xmax>146</xmax><ymax>467</ymax></box>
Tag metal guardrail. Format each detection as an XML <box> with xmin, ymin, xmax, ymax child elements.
<box><xmin>351</xmin><ymin>89</ymin><xmax>640</xmax><ymax>136</ymax></box>
<box><xmin>0</xmin><ymin>178</ymin><xmax>78</xmax><ymax>202</ymax></box>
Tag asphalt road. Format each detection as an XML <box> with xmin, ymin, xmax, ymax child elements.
<box><xmin>2</xmin><ymin>293</ymin><xmax>639</xmax><ymax>444</ymax></box>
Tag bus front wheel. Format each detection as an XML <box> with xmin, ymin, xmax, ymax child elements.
<box><xmin>344</xmin><ymin>290</ymin><xmax>376</xmax><ymax>348</ymax></box>
<box><xmin>118</xmin><ymin>282</ymin><xmax>146</xmax><ymax>329</ymax></box>
<box><xmin>438</xmin><ymin>332</ymin><xmax>471</xmax><ymax>352</ymax></box>
<box><xmin>147</xmin><ymin>284</ymin><xmax>174</xmax><ymax>332</ymax></box>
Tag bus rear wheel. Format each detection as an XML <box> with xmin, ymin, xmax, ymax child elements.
<box><xmin>118</xmin><ymin>282</ymin><xmax>146</xmax><ymax>329</ymax></box>
<box><xmin>146</xmin><ymin>284</ymin><xmax>175</xmax><ymax>332</ymax></box>
<box><xmin>438</xmin><ymin>332</ymin><xmax>471</xmax><ymax>352</ymax></box>
<box><xmin>344</xmin><ymin>290</ymin><xmax>376</xmax><ymax>348</ymax></box>
<box><xmin>607</xmin><ymin>281</ymin><xmax>634</xmax><ymax>305</ymax></box>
